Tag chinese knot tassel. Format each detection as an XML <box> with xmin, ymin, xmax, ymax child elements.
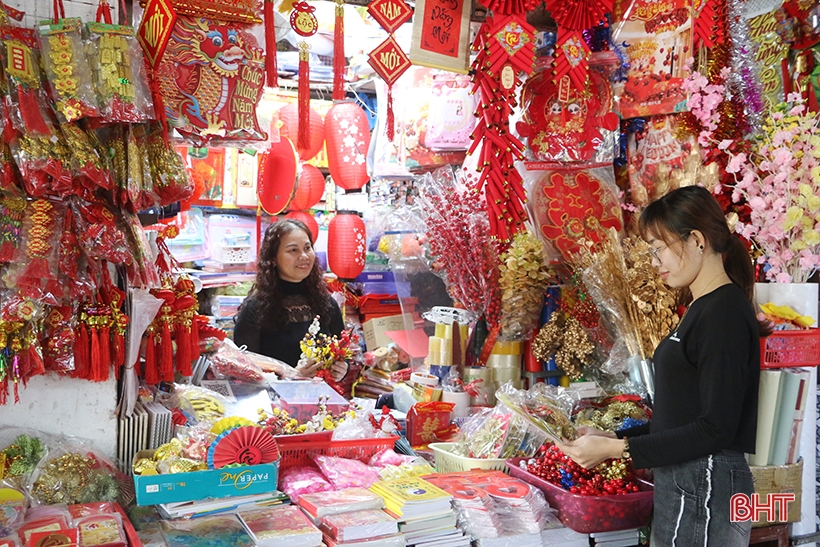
<box><xmin>74</xmin><ymin>322</ymin><xmax>90</xmax><ymax>379</ymax></box>
<box><xmin>174</xmin><ymin>326</ymin><xmax>192</xmax><ymax>377</ymax></box>
<box><xmin>160</xmin><ymin>321</ymin><xmax>174</xmax><ymax>382</ymax></box>
<box><xmin>298</xmin><ymin>43</ymin><xmax>311</xmax><ymax>152</ymax></box>
<box><xmin>332</xmin><ymin>0</ymin><xmax>345</xmax><ymax>101</ymax></box>
<box><xmin>265</xmin><ymin>0</ymin><xmax>278</xmax><ymax>87</ymax></box>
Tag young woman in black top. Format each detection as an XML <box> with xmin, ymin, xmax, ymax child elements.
<box><xmin>234</xmin><ymin>219</ymin><xmax>348</xmax><ymax>382</ymax></box>
<box><xmin>558</xmin><ymin>186</ymin><xmax>768</xmax><ymax>546</ymax></box>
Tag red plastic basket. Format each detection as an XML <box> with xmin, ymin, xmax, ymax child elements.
<box><xmin>276</xmin><ymin>434</ymin><xmax>398</xmax><ymax>474</ymax></box>
<box><xmin>760</xmin><ymin>329</ymin><xmax>820</xmax><ymax>368</ymax></box>
<box><xmin>507</xmin><ymin>457</ymin><xmax>653</xmax><ymax>534</ymax></box>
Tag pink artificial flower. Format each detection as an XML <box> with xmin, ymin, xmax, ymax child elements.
<box><xmin>775</xmin><ymin>272</ymin><xmax>792</xmax><ymax>283</ymax></box>
<box><xmin>787</xmin><ymin>92</ymin><xmax>803</xmax><ymax>103</ymax></box>
<box><xmin>718</xmin><ymin>139</ymin><xmax>733</xmax><ymax>150</ymax></box>
<box><xmin>726</xmin><ymin>153</ymin><xmax>748</xmax><ymax>173</ymax></box>
<box><xmin>749</xmin><ymin>196</ymin><xmax>766</xmax><ymax>209</ymax></box>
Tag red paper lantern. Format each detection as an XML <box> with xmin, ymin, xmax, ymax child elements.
<box><xmin>327</xmin><ymin>211</ymin><xmax>366</xmax><ymax>280</ymax></box>
<box><xmin>277</xmin><ymin>103</ymin><xmax>325</xmax><ymax>161</ymax></box>
<box><xmin>325</xmin><ymin>101</ymin><xmax>371</xmax><ymax>191</ymax></box>
<box><xmin>285</xmin><ymin>210</ymin><xmax>319</xmax><ymax>242</ymax></box>
<box><xmin>289</xmin><ymin>164</ymin><xmax>326</xmax><ymax>211</ymax></box>
<box><xmin>257</xmin><ymin>137</ymin><xmax>298</xmax><ymax>215</ymax></box>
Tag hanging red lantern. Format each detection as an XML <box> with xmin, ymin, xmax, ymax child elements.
<box><xmin>277</xmin><ymin>103</ymin><xmax>325</xmax><ymax>161</ymax></box>
<box><xmin>285</xmin><ymin>210</ymin><xmax>319</xmax><ymax>242</ymax></box>
<box><xmin>327</xmin><ymin>211</ymin><xmax>366</xmax><ymax>280</ymax></box>
<box><xmin>325</xmin><ymin>101</ymin><xmax>371</xmax><ymax>191</ymax></box>
<box><xmin>289</xmin><ymin>164</ymin><xmax>326</xmax><ymax>211</ymax></box>
<box><xmin>257</xmin><ymin>137</ymin><xmax>298</xmax><ymax>215</ymax></box>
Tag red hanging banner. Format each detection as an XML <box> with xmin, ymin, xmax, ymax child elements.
<box><xmin>410</xmin><ymin>0</ymin><xmax>471</xmax><ymax>73</ymax></box>
<box><xmin>136</xmin><ymin>0</ymin><xmax>177</xmax><ymax>68</ymax></box>
<box><xmin>367</xmin><ymin>0</ymin><xmax>412</xmax><ymax>35</ymax></box>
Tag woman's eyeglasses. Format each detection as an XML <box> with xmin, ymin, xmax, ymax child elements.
<box><xmin>648</xmin><ymin>234</ymin><xmax>689</xmax><ymax>261</ymax></box>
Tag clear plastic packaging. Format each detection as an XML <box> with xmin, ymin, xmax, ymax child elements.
<box><xmin>312</xmin><ymin>455</ymin><xmax>381</xmax><ymax>490</ymax></box>
<box><xmin>38</xmin><ymin>18</ymin><xmax>101</xmax><ymax>123</ymax></box>
<box><xmin>278</xmin><ymin>466</ymin><xmax>334</xmax><ymax>501</ymax></box>
<box><xmin>85</xmin><ymin>22</ymin><xmax>155</xmax><ymax>123</ymax></box>
<box><xmin>27</xmin><ymin>439</ymin><xmax>124</xmax><ymax>506</ymax></box>
<box><xmin>208</xmin><ymin>339</ymin><xmax>265</xmax><ymax>384</ymax></box>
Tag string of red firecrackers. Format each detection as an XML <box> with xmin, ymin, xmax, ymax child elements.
<box><xmin>366</xmin><ymin>0</ymin><xmax>413</xmax><ymax>141</ymax></box>
<box><xmin>332</xmin><ymin>0</ymin><xmax>345</xmax><ymax>100</ymax></box>
<box><xmin>468</xmin><ymin>10</ymin><xmax>536</xmax><ymax>243</ymax></box>
<box><xmin>544</xmin><ymin>0</ymin><xmax>613</xmax><ymax>94</ymax></box>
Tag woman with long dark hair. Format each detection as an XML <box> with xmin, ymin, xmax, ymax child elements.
<box><xmin>234</xmin><ymin>219</ymin><xmax>346</xmax><ymax>380</ymax></box>
<box><xmin>558</xmin><ymin>186</ymin><xmax>768</xmax><ymax>546</ymax></box>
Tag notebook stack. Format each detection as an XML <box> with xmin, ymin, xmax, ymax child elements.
<box><xmin>321</xmin><ymin>509</ymin><xmax>402</xmax><ymax>547</ymax></box>
<box><xmin>370</xmin><ymin>477</ymin><xmax>468</xmax><ymax>547</ymax></box>
<box><xmin>296</xmin><ymin>488</ymin><xmax>404</xmax><ymax>546</ymax></box>
<box><xmin>157</xmin><ymin>491</ymin><xmax>289</xmax><ymax>519</ymax></box>
<box><xmin>425</xmin><ymin>471</ymin><xmax>556</xmax><ymax>547</ymax></box>
<box><xmin>297</xmin><ymin>488</ymin><xmax>385</xmax><ymax>525</ymax></box>
<box><xmin>238</xmin><ymin>505</ymin><xmax>322</xmax><ymax>547</ymax></box>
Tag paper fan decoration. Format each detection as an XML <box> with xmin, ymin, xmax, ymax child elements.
<box><xmin>207</xmin><ymin>426</ymin><xmax>280</xmax><ymax>469</ymax></box>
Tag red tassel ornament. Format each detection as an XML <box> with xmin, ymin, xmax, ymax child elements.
<box><xmin>74</xmin><ymin>320</ymin><xmax>91</xmax><ymax>379</ymax></box>
<box><xmin>297</xmin><ymin>42</ymin><xmax>311</xmax><ymax>153</ymax></box>
<box><xmin>332</xmin><ymin>0</ymin><xmax>346</xmax><ymax>101</ymax></box>
<box><xmin>265</xmin><ymin>0</ymin><xmax>278</xmax><ymax>87</ymax></box>
<box><xmin>143</xmin><ymin>332</ymin><xmax>159</xmax><ymax>385</ymax></box>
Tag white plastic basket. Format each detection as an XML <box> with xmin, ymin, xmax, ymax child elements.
<box><xmin>212</xmin><ymin>244</ymin><xmax>252</xmax><ymax>264</ymax></box>
<box><xmin>429</xmin><ymin>442</ymin><xmax>509</xmax><ymax>473</ymax></box>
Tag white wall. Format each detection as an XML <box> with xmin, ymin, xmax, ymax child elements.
<box><xmin>0</xmin><ymin>0</ymin><xmax>120</xmax><ymax>460</ymax></box>
<box><xmin>0</xmin><ymin>375</ymin><xmax>119</xmax><ymax>459</ymax></box>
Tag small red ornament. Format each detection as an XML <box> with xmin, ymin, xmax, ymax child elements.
<box><xmin>368</xmin><ymin>36</ymin><xmax>411</xmax><ymax>141</ymax></box>
<box><xmin>290</xmin><ymin>2</ymin><xmax>318</xmax><ymax>36</ymax></box>
<box><xmin>327</xmin><ymin>211</ymin><xmax>366</xmax><ymax>280</ymax></box>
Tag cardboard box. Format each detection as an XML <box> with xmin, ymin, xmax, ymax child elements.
<box><xmin>133</xmin><ymin>451</ymin><xmax>279</xmax><ymax>506</ymax></box>
<box><xmin>362</xmin><ymin>314</ymin><xmax>412</xmax><ymax>351</ymax></box>
<box><xmin>750</xmin><ymin>458</ymin><xmax>802</xmax><ymax>527</ymax></box>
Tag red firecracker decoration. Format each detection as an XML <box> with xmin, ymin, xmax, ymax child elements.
<box><xmin>544</xmin><ymin>0</ymin><xmax>612</xmax><ymax>93</ymax></box>
<box><xmin>328</xmin><ymin>211</ymin><xmax>366</xmax><ymax>280</ymax></box>
<box><xmin>325</xmin><ymin>101</ymin><xmax>371</xmax><ymax>191</ymax></box>
<box><xmin>286</xmin><ymin>210</ymin><xmax>319</xmax><ymax>242</ymax></box>
<box><xmin>277</xmin><ymin>103</ymin><xmax>325</xmax><ymax>161</ymax></box>
<box><xmin>290</xmin><ymin>1</ymin><xmax>319</xmax><ymax>152</ymax></box>
<box><xmin>469</xmin><ymin>14</ymin><xmax>535</xmax><ymax>242</ymax></box>
<box><xmin>289</xmin><ymin>164</ymin><xmax>325</xmax><ymax>210</ymax></box>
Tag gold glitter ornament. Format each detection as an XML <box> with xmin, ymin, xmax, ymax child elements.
<box><xmin>153</xmin><ymin>438</ymin><xmax>184</xmax><ymax>462</ymax></box>
<box><xmin>498</xmin><ymin>231</ymin><xmax>552</xmax><ymax>340</ymax></box>
<box><xmin>132</xmin><ymin>458</ymin><xmax>157</xmax><ymax>475</ymax></box>
<box><xmin>595</xmin><ymin>458</ymin><xmax>629</xmax><ymax>480</ymax></box>
<box><xmin>531</xmin><ymin>313</ymin><xmax>595</xmax><ymax>380</ymax></box>
<box><xmin>31</xmin><ymin>452</ymin><xmax>119</xmax><ymax>505</ymax></box>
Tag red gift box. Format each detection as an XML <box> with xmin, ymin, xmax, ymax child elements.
<box><xmin>406</xmin><ymin>401</ymin><xmax>456</xmax><ymax>449</ymax></box>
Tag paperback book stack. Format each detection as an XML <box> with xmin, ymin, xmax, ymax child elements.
<box><xmin>238</xmin><ymin>506</ymin><xmax>322</xmax><ymax>547</ymax></box>
<box><xmin>370</xmin><ymin>477</ymin><xmax>469</xmax><ymax>547</ymax></box>
<box><xmin>296</xmin><ymin>488</ymin><xmax>404</xmax><ymax>546</ymax></box>
<box><xmin>157</xmin><ymin>491</ymin><xmax>289</xmax><ymax>519</ymax></box>
<box><xmin>321</xmin><ymin>509</ymin><xmax>402</xmax><ymax>547</ymax></box>
<box><xmin>297</xmin><ymin>488</ymin><xmax>386</xmax><ymax>525</ymax></box>
<box><xmin>425</xmin><ymin>470</ymin><xmax>560</xmax><ymax>547</ymax></box>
